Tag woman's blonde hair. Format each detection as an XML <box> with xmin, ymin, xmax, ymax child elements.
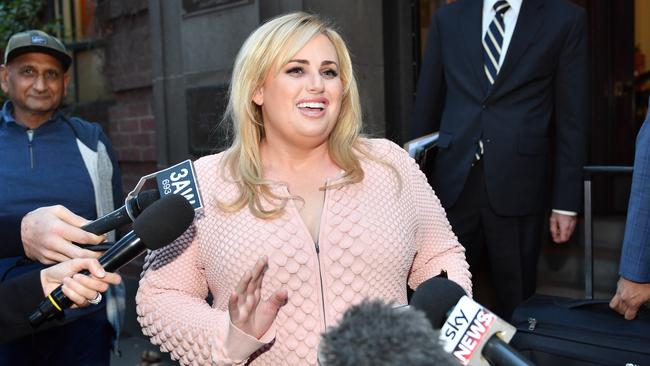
<box><xmin>220</xmin><ymin>12</ymin><xmax>367</xmax><ymax>219</ymax></box>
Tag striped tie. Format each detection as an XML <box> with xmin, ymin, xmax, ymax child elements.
<box><xmin>483</xmin><ymin>0</ymin><xmax>511</xmax><ymax>85</ymax></box>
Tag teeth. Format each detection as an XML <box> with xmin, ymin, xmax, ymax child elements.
<box><xmin>297</xmin><ymin>102</ymin><xmax>325</xmax><ymax>109</ymax></box>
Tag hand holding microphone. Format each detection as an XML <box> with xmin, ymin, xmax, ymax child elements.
<box><xmin>21</xmin><ymin>205</ymin><xmax>106</xmax><ymax>264</ymax></box>
<box><xmin>20</xmin><ymin>190</ymin><xmax>161</xmax><ymax>264</ymax></box>
<box><xmin>29</xmin><ymin>194</ymin><xmax>195</xmax><ymax>327</ymax></box>
<box><xmin>40</xmin><ymin>258</ymin><xmax>122</xmax><ymax>308</ymax></box>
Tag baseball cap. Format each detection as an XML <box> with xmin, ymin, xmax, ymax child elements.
<box><xmin>4</xmin><ymin>30</ymin><xmax>72</xmax><ymax>71</ymax></box>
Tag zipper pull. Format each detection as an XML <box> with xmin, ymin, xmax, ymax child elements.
<box><xmin>26</xmin><ymin>130</ymin><xmax>35</xmax><ymax>169</ymax></box>
<box><xmin>315</xmin><ymin>241</ymin><xmax>320</xmax><ymax>254</ymax></box>
<box><xmin>527</xmin><ymin>317</ymin><xmax>537</xmax><ymax>331</ymax></box>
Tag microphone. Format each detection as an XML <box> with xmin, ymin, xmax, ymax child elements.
<box><xmin>80</xmin><ymin>189</ymin><xmax>160</xmax><ymax>235</ymax></box>
<box><xmin>411</xmin><ymin>277</ymin><xmax>468</xmax><ymax>329</ymax></box>
<box><xmin>410</xmin><ymin>278</ymin><xmax>533</xmax><ymax>366</ymax></box>
<box><xmin>29</xmin><ymin>194</ymin><xmax>195</xmax><ymax>327</ymax></box>
<box><xmin>318</xmin><ymin>299</ymin><xmax>457</xmax><ymax>366</ymax></box>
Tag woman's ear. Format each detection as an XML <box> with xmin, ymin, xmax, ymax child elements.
<box><xmin>252</xmin><ymin>86</ymin><xmax>263</xmax><ymax>106</ymax></box>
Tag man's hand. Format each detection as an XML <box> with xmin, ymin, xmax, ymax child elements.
<box><xmin>21</xmin><ymin>205</ymin><xmax>105</xmax><ymax>264</ymax></box>
<box><xmin>609</xmin><ymin>277</ymin><xmax>650</xmax><ymax>320</ymax></box>
<box><xmin>549</xmin><ymin>212</ymin><xmax>577</xmax><ymax>243</ymax></box>
<box><xmin>41</xmin><ymin>258</ymin><xmax>122</xmax><ymax>308</ymax></box>
<box><xmin>228</xmin><ymin>256</ymin><xmax>288</xmax><ymax>339</ymax></box>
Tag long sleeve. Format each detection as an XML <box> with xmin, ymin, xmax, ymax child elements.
<box><xmin>0</xmin><ymin>269</ymin><xmax>65</xmax><ymax>342</ymax></box>
<box><xmin>620</xmin><ymin>119</ymin><xmax>650</xmax><ymax>282</ymax></box>
<box><xmin>394</xmin><ymin>143</ymin><xmax>472</xmax><ymax>295</ymax></box>
<box><xmin>136</xmin><ymin>222</ymin><xmax>273</xmax><ymax>365</ymax></box>
<box><xmin>552</xmin><ymin>8</ymin><xmax>589</xmax><ymax>212</ymax></box>
<box><xmin>0</xmin><ymin>216</ymin><xmax>25</xmax><ymax>258</ymax></box>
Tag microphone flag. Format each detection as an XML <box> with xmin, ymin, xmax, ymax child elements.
<box><xmin>126</xmin><ymin>159</ymin><xmax>204</xmax><ymax>219</ymax></box>
<box><xmin>440</xmin><ymin>296</ymin><xmax>516</xmax><ymax>366</ymax></box>
<box><xmin>154</xmin><ymin>160</ymin><xmax>203</xmax><ymax>211</ymax></box>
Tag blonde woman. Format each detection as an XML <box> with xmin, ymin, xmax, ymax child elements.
<box><xmin>137</xmin><ymin>12</ymin><xmax>471</xmax><ymax>365</ymax></box>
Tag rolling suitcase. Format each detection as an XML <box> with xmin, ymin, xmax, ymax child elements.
<box><xmin>511</xmin><ymin>166</ymin><xmax>650</xmax><ymax>366</ymax></box>
<box><xmin>511</xmin><ymin>296</ymin><xmax>650</xmax><ymax>365</ymax></box>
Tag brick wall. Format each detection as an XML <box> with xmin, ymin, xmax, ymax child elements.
<box><xmin>108</xmin><ymin>89</ymin><xmax>157</xmax><ymax>191</ymax></box>
<box><xmin>99</xmin><ymin>0</ymin><xmax>156</xmax><ymax>195</ymax></box>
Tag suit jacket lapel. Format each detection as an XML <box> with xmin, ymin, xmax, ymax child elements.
<box><xmin>459</xmin><ymin>0</ymin><xmax>489</xmax><ymax>95</ymax></box>
<box><xmin>487</xmin><ymin>0</ymin><xmax>545</xmax><ymax>98</ymax></box>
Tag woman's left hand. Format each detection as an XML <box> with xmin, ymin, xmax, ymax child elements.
<box><xmin>228</xmin><ymin>256</ymin><xmax>288</xmax><ymax>339</ymax></box>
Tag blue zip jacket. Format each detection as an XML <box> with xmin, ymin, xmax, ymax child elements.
<box><xmin>0</xmin><ymin>101</ymin><xmax>123</xmax><ymax>258</ymax></box>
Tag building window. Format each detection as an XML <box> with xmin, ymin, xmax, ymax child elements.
<box><xmin>53</xmin><ymin>0</ymin><xmax>110</xmax><ymax>104</ymax></box>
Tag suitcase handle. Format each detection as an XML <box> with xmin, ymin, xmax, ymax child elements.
<box><xmin>555</xmin><ymin>298</ymin><xmax>610</xmax><ymax>309</ymax></box>
<box><xmin>555</xmin><ymin>298</ymin><xmax>650</xmax><ymax>319</ymax></box>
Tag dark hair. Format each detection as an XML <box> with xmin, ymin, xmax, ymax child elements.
<box><xmin>318</xmin><ymin>299</ymin><xmax>457</xmax><ymax>366</ymax></box>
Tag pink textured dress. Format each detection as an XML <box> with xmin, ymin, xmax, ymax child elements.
<box><xmin>136</xmin><ymin>138</ymin><xmax>471</xmax><ymax>365</ymax></box>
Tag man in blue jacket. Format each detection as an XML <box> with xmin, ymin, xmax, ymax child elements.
<box><xmin>0</xmin><ymin>30</ymin><xmax>123</xmax><ymax>365</ymax></box>
<box><xmin>610</xmin><ymin>104</ymin><xmax>650</xmax><ymax>320</ymax></box>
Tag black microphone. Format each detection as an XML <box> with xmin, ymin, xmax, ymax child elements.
<box><xmin>85</xmin><ymin>242</ymin><xmax>115</xmax><ymax>252</ymax></box>
<box><xmin>411</xmin><ymin>277</ymin><xmax>468</xmax><ymax>329</ymax></box>
<box><xmin>81</xmin><ymin>189</ymin><xmax>160</xmax><ymax>235</ymax></box>
<box><xmin>29</xmin><ymin>194</ymin><xmax>195</xmax><ymax>327</ymax></box>
<box><xmin>411</xmin><ymin>278</ymin><xmax>533</xmax><ymax>366</ymax></box>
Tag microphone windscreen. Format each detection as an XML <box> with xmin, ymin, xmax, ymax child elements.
<box><xmin>135</xmin><ymin>189</ymin><xmax>161</xmax><ymax>212</ymax></box>
<box><xmin>410</xmin><ymin>277</ymin><xmax>467</xmax><ymax>329</ymax></box>
<box><xmin>133</xmin><ymin>194</ymin><xmax>195</xmax><ymax>250</ymax></box>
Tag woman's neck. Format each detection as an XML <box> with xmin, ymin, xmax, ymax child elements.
<box><xmin>260</xmin><ymin>139</ymin><xmax>340</xmax><ymax>181</ymax></box>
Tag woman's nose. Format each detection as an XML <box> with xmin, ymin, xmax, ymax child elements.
<box><xmin>307</xmin><ymin>73</ymin><xmax>324</xmax><ymax>93</ymax></box>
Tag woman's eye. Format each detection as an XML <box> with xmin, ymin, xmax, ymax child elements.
<box><xmin>322</xmin><ymin>69</ymin><xmax>338</xmax><ymax>78</ymax></box>
<box><xmin>287</xmin><ymin>67</ymin><xmax>303</xmax><ymax>75</ymax></box>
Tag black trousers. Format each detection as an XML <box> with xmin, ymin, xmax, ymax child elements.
<box><xmin>445</xmin><ymin>160</ymin><xmax>543</xmax><ymax>321</ymax></box>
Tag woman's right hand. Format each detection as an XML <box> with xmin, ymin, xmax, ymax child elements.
<box><xmin>228</xmin><ymin>256</ymin><xmax>288</xmax><ymax>339</ymax></box>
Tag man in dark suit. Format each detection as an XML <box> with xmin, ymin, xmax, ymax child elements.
<box><xmin>411</xmin><ymin>0</ymin><xmax>588</xmax><ymax>319</ymax></box>
<box><xmin>610</xmin><ymin>105</ymin><xmax>650</xmax><ymax>320</ymax></box>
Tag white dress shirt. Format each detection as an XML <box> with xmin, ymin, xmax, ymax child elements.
<box><xmin>482</xmin><ymin>0</ymin><xmax>522</xmax><ymax>67</ymax></box>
